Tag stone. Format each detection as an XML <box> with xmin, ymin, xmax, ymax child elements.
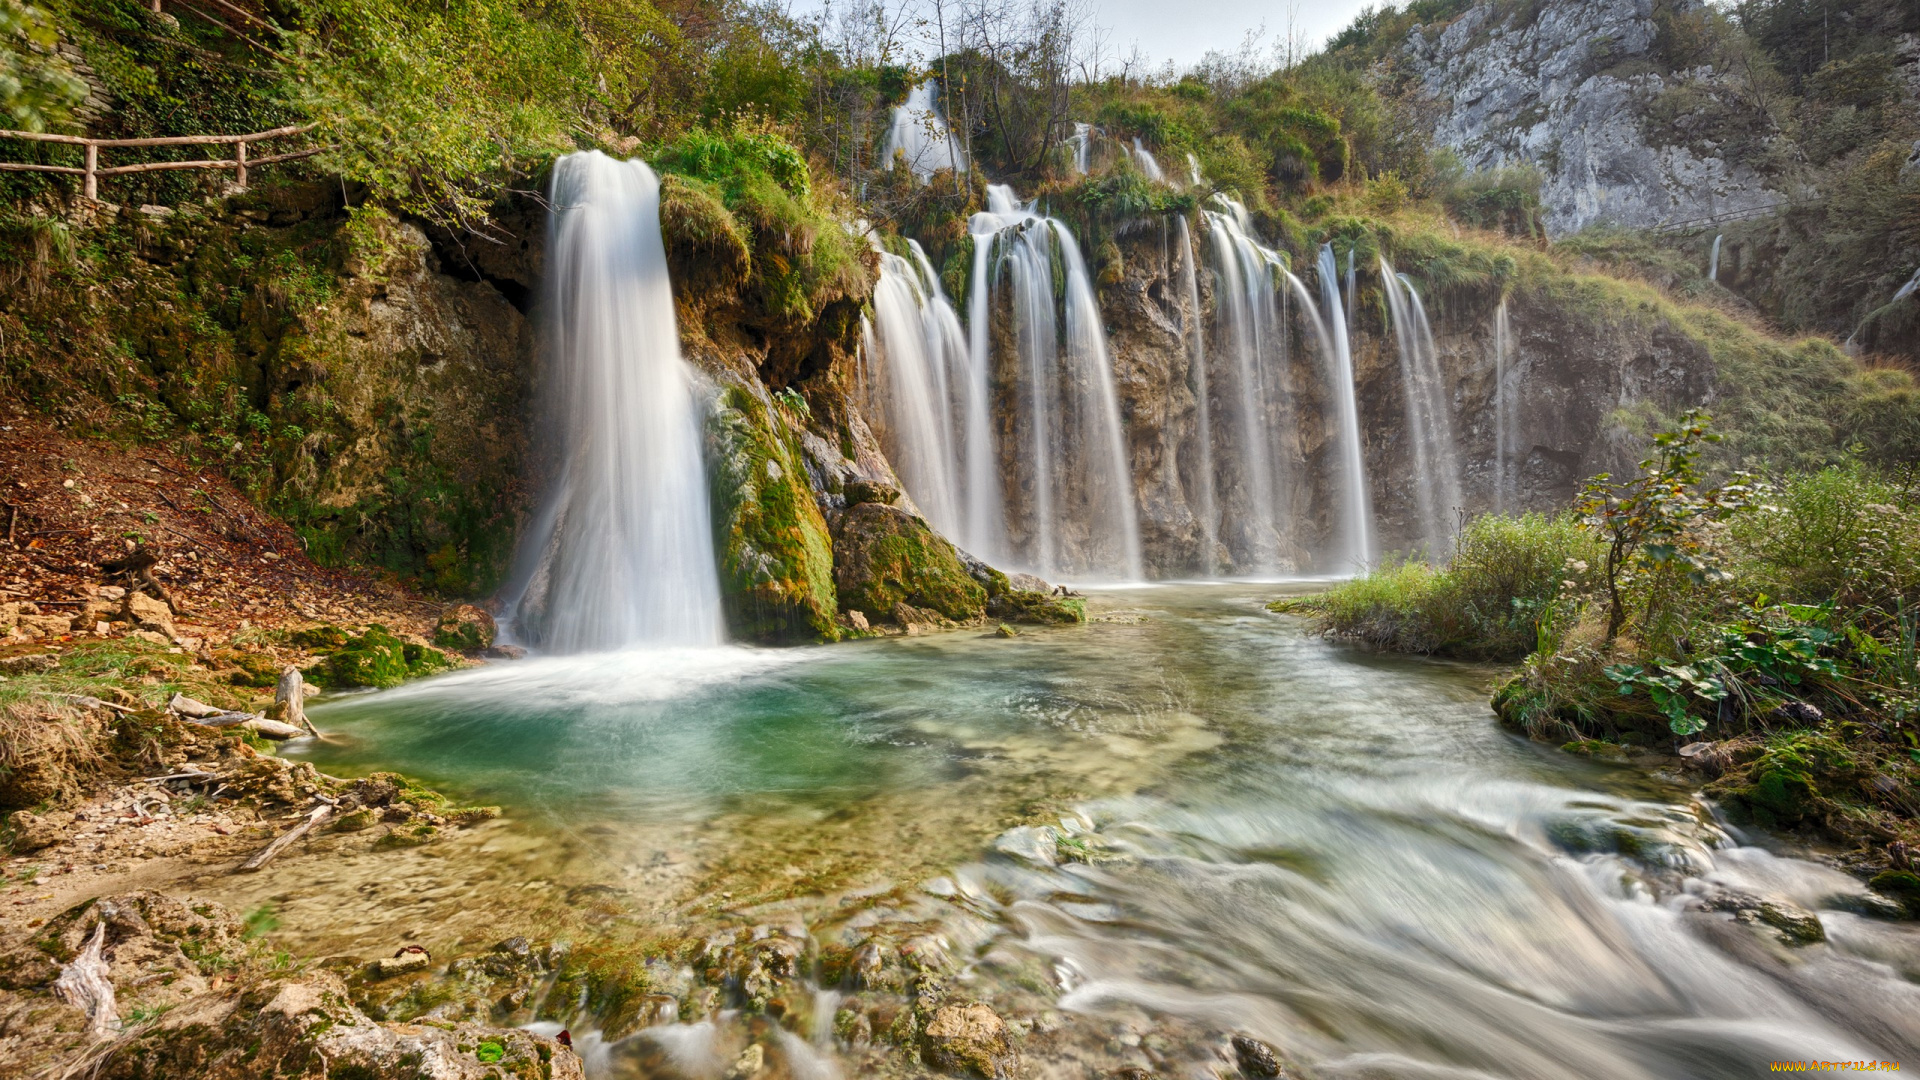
<box><xmin>1772</xmin><ymin>701</ymin><xmax>1823</xmax><ymax>725</ymax></box>
<box><xmin>1231</xmin><ymin>1034</ymin><xmax>1287</xmax><ymax>1078</ymax></box>
<box><xmin>16</xmin><ymin>614</ymin><xmax>74</xmax><ymax>638</ymax></box>
<box><xmin>310</xmin><ymin>625</ymin><xmax>452</xmax><ymax>688</ymax></box>
<box><xmin>366</xmin><ymin>945</ymin><xmax>432</xmax><ymax>980</ymax></box>
<box><xmin>7</xmin><ymin>810</ymin><xmax>72</xmax><ymax>852</ymax></box>
<box><xmin>847</xmin><ymin>610</ymin><xmax>870</xmax><ymax>632</ymax></box>
<box><xmin>1677</xmin><ymin>741</ymin><xmax>1732</xmax><ymax>776</ymax></box>
<box><xmin>833</xmin><ymin>502</ymin><xmax>987</xmax><ymax>624</ymax></box>
<box><xmin>433</xmin><ymin>604</ymin><xmax>496</xmax><ymax>652</ymax></box>
<box><xmin>921</xmin><ymin>1002</ymin><xmax>1018</xmax><ymax>1079</ymax></box>
<box><xmin>724</xmin><ymin>1043</ymin><xmax>765</xmax><ymax>1080</ymax></box>
<box><xmin>844</xmin><ymin>477</ymin><xmax>902</xmax><ymax>506</ymax></box>
<box><xmin>995</xmin><ymin>624</ymin><xmax>1018</xmax><ymax>638</ymax></box>
<box><xmin>0</xmin><ymin>654</ymin><xmax>58</xmax><ymax>676</ymax></box>
<box><xmin>122</xmin><ymin>591</ymin><xmax>178</xmax><ymax>641</ymax></box>
<box><xmin>483</xmin><ymin>643</ymin><xmax>528</xmax><ymax>660</ymax></box>
<box><xmin>993</xmin><ymin>825</ymin><xmax>1058</xmax><ymax>866</ymax></box>
<box><xmin>1007</xmin><ymin>572</ymin><xmax>1051</xmax><ymax>594</ymax></box>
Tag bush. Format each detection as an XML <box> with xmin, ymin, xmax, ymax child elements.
<box><xmin>1280</xmin><ymin>512</ymin><xmax>1598</xmax><ymax>660</ymax></box>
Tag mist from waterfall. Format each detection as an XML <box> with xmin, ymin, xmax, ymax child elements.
<box><xmin>1381</xmin><ymin>259</ymin><xmax>1464</xmax><ymax>555</ymax></box>
<box><xmin>503</xmin><ymin>152</ymin><xmax>724</xmax><ymax>653</ymax></box>
<box><xmin>1310</xmin><ymin>244</ymin><xmax>1375</xmax><ymax>572</ymax></box>
<box><xmin>1201</xmin><ymin>197</ymin><xmax>1295</xmax><ymax>572</ymax></box>
<box><xmin>859</xmin><ymin>241</ymin><xmax>989</xmax><ymax>546</ymax></box>
<box><xmin>1493</xmin><ymin>297</ymin><xmax>1516</xmax><ymax>513</ymax></box>
<box><xmin>883</xmin><ymin>81</ymin><xmax>967</xmax><ymax>183</ymax></box>
<box><xmin>969</xmin><ymin>185</ymin><xmax>1142</xmax><ymax>581</ymax></box>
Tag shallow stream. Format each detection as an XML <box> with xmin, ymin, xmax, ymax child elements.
<box><xmin>247</xmin><ymin>585</ymin><xmax>1920</xmax><ymax>1079</ymax></box>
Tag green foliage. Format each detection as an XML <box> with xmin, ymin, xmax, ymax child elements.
<box><xmin>1282</xmin><ymin>512</ymin><xmax>1599</xmax><ymax>660</ymax></box>
<box><xmin>1574</xmin><ymin>410</ymin><xmax>1759</xmax><ymax>643</ymax></box>
<box><xmin>0</xmin><ymin>0</ymin><xmax>84</xmax><ymax>132</ymax></box>
<box><xmin>242</xmin><ymin>904</ymin><xmax>280</xmax><ymax>940</ymax></box>
<box><xmin>1428</xmin><ymin>152</ymin><xmax>1544</xmax><ymax>237</ymax></box>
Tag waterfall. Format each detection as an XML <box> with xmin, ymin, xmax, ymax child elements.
<box><xmin>1381</xmin><ymin>259</ymin><xmax>1464</xmax><ymax>555</ymax></box>
<box><xmin>1493</xmin><ymin>298</ymin><xmax>1516</xmax><ymax>514</ymax></box>
<box><xmin>1708</xmin><ymin>234</ymin><xmax>1723</xmax><ymax>282</ymax></box>
<box><xmin>1311</xmin><ymin>245</ymin><xmax>1374</xmax><ymax>572</ymax></box>
<box><xmin>1201</xmin><ymin>197</ymin><xmax>1295</xmax><ymax>571</ymax></box>
<box><xmin>1175</xmin><ymin>215</ymin><xmax>1217</xmax><ymax>576</ymax></box>
<box><xmin>860</xmin><ymin>241</ymin><xmax>982</xmax><ymax>543</ymax></box>
<box><xmin>503</xmin><ymin>152</ymin><xmax>724</xmax><ymax>653</ymax></box>
<box><xmin>1069</xmin><ymin>122</ymin><xmax>1093</xmax><ymax>174</ymax></box>
<box><xmin>1129</xmin><ymin>137</ymin><xmax>1166</xmax><ymax>183</ymax></box>
<box><xmin>969</xmin><ymin>185</ymin><xmax>1143</xmax><ymax>581</ymax></box>
<box><xmin>883</xmin><ymin>81</ymin><xmax>967</xmax><ymax>183</ymax></box>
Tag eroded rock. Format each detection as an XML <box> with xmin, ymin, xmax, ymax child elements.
<box><xmin>922</xmin><ymin>1002</ymin><xmax>1018</xmax><ymax>1079</ymax></box>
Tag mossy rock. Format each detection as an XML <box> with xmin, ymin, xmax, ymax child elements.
<box><xmin>1868</xmin><ymin>869</ymin><xmax>1920</xmax><ymax>917</ymax></box>
<box><xmin>374</xmin><ymin>823</ymin><xmax>441</xmax><ymax>850</ymax></box>
<box><xmin>833</xmin><ymin>502</ymin><xmax>987</xmax><ymax>623</ymax></box>
<box><xmin>987</xmin><ymin>589</ymin><xmax>1086</xmax><ymax>626</ymax></box>
<box><xmin>432</xmin><ymin>605</ymin><xmax>496</xmax><ymax>652</ymax></box>
<box><xmin>307</xmin><ymin>625</ymin><xmax>453</xmax><ymax>689</ymax></box>
<box><xmin>287</xmin><ymin>625</ymin><xmax>351</xmax><ymax>651</ymax></box>
<box><xmin>1706</xmin><ymin>732</ymin><xmax>1861</xmax><ymax>830</ymax></box>
<box><xmin>660</xmin><ymin>174</ymin><xmax>751</xmax><ymax>294</ymax></box>
<box><xmin>217</xmin><ymin>649</ymin><xmax>282</xmax><ymax>688</ymax></box>
<box><xmin>706</xmin><ymin>385</ymin><xmax>840</xmax><ymax>644</ymax></box>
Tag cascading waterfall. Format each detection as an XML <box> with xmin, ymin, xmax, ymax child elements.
<box><xmin>1174</xmin><ymin>214</ymin><xmax>1217</xmax><ymax>576</ymax></box>
<box><xmin>1493</xmin><ymin>297</ymin><xmax>1516</xmax><ymax>513</ymax></box>
<box><xmin>1310</xmin><ymin>244</ymin><xmax>1375</xmax><ymax>572</ymax></box>
<box><xmin>503</xmin><ymin>152</ymin><xmax>724</xmax><ymax>652</ymax></box>
<box><xmin>1709</xmin><ymin>233</ymin><xmax>1723</xmax><ymax>282</ymax></box>
<box><xmin>1068</xmin><ymin>122</ymin><xmax>1093</xmax><ymax>175</ymax></box>
<box><xmin>1381</xmin><ymin>259</ymin><xmax>1464</xmax><ymax>555</ymax></box>
<box><xmin>883</xmin><ymin>81</ymin><xmax>967</xmax><ymax>183</ymax></box>
<box><xmin>969</xmin><ymin>186</ymin><xmax>1143</xmax><ymax>580</ymax></box>
<box><xmin>859</xmin><ymin>241</ymin><xmax>982</xmax><ymax>543</ymax></box>
<box><xmin>1201</xmin><ymin>197</ymin><xmax>1295</xmax><ymax>571</ymax></box>
<box><xmin>1129</xmin><ymin>137</ymin><xmax>1166</xmax><ymax>183</ymax></box>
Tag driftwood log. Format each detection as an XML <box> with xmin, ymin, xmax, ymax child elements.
<box><xmin>236</xmin><ymin>800</ymin><xmax>338</xmax><ymax>872</ymax></box>
<box><xmin>53</xmin><ymin>920</ymin><xmax>118</xmax><ymax>1040</ymax></box>
<box><xmin>167</xmin><ymin>693</ymin><xmax>303</xmax><ymax>739</ymax></box>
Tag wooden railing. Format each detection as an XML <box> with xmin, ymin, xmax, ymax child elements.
<box><xmin>0</xmin><ymin>123</ymin><xmax>321</xmax><ymax>199</ymax></box>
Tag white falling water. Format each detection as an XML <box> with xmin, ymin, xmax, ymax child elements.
<box><xmin>1129</xmin><ymin>137</ymin><xmax>1167</xmax><ymax>183</ymax></box>
<box><xmin>1493</xmin><ymin>297</ymin><xmax>1516</xmax><ymax>513</ymax></box>
<box><xmin>1311</xmin><ymin>244</ymin><xmax>1375</xmax><ymax>572</ymax></box>
<box><xmin>1068</xmin><ymin>122</ymin><xmax>1093</xmax><ymax>174</ymax></box>
<box><xmin>1174</xmin><ymin>215</ymin><xmax>1217</xmax><ymax>576</ymax></box>
<box><xmin>1202</xmin><ymin>197</ymin><xmax>1295</xmax><ymax>571</ymax></box>
<box><xmin>883</xmin><ymin>81</ymin><xmax>967</xmax><ymax>183</ymax></box>
<box><xmin>504</xmin><ymin>152</ymin><xmax>724</xmax><ymax>652</ymax></box>
<box><xmin>859</xmin><ymin>240</ymin><xmax>998</xmax><ymax>551</ymax></box>
<box><xmin>1381</xmin><ymin>259</ymin><xmax>1464</xmax><ymax>555</ymax></box>
<box><xmin>1708</xmin><ymin>233</ymin><xmax>1723</xmax><ymax>282</ymax></box>
<box><xmin>969</xmin><ymin>185</ymin><xmax>1143</xmax><ymax>581</ymax></box>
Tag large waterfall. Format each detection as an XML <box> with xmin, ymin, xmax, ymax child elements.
<box><xmin>502</xmin><ymin>152</ymin><xmax>724</xmax><ymax>653</ymax></box>
<box><xmin>1381</xmin><ymin>258</ymin><xmax>1463</xmax><ymax>555</ymax></box>
<box><xmin>970</xmin><ymin>186</ymin><xmax>1142</xmax><ymax>580</ymax></box>
<box><xmin>1201</xmin><ymin>197</ymin><xmax>1295</xmax><ymax>571</ymax></box>
<box><xmin>883</xmin><ymin>81</ymin><xmax>967</xmax><ymax>183</ymax></box>
<box><xmin>1174</xmin><ymin>214</ymin><xmax>1217</xmax><ymax>575</ymax></box>
<box><xmin>1310</xmin><ymin>244</ymin><xmax>1375</xmax><ymax>572</ymax></box>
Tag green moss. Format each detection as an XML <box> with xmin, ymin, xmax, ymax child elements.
<box><xmin>1869</xmin><ymin>869</ymin><xmax>1920</xmax><ymax>916</ymax></box>
<box><xmin>705</xmin><ymin>384</ymin><xmax>840</xmax><ymax>643</ymax></box>
<box><xmin>306</xmin><ymin>625</ymin><xmax>453</xmax><ymax>689</ymax></box>
<box><xmin>987</xmin><ymin>590</ymin><xmax>1087</xmax><ymax>626</ymax></box>
<box><xmin>832</xmin><ymin>502</ymin><xmax>986</xmax><ymax>622</ymax></box>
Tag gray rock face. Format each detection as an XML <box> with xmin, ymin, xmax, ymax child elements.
<box><xmin>1401</xmin><ymin>0</ymin><xmax>1780</xmax><ymax>235</ymax></box>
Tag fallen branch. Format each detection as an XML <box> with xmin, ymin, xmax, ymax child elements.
<box><xmin>236</xmin><ymin>800</ymin><xmax>337</xmax><ymax>871</ymax></box>
<box><xmin>52</xmin><ymin>920</ymin><xmax>117</xmax><ymax>1040</ymax></box>
<box><xmin>42</xmin><ymin>693</ymin><xmax>139</xmax><ymax>716</ymax></box>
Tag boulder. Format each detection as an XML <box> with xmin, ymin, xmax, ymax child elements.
<box><xmin>432</xmin><ymin>604</ymin><xmax>496</xmax><ymax>652</ymax></box>
<box><xmin>121</xmin><ymin>591</ymin><xmax>178</xmax><ymax>641</ymax></box>
<box><xmin>921</xmin><ymin>1002</ymin><xmax>1018</xmax><ymax>1079</ymax></box>
<box><xmin>309</xmin><ymin>626</ymin><xmax>452</xmax><ymax>689</ymax></box>
<box><xmin>6</xmin><ymin>810</ymin><xmax>72</xmax><ymax>852</ymax></box>
<box><xmin>833</xmin><ymin>502</ymin><xmax>986</xmax><ymax>624</ymax></box>
<box><xmin>844</xmin><ymin>477</ymin><xmax>902</xmax><ymax>506</ymax></box>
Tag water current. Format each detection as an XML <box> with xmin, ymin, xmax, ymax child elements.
<box><xmin>255</xmin><ymin>585</ymin><xmax>1919</xmax><ymax>1078</ymax></box>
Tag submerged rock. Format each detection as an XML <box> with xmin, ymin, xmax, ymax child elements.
<box><xmin>1231</xmin><ymin>1034</ymin><xmax>1289</xmax><ymax>1078</ymax></box>
<box><xmin>921</xmin><ymin>1002</ymin><xmax>1018</xmax><ymax>1079</ymax></box>
<box><xmin>833</xmin><ymin>502</ymin><xmax>986</xmax><ymax>624</ymax></box>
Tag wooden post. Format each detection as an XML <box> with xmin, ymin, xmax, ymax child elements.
<box><xmin>83</xmin><ymin>142</ymin><xmax>97</xmax><ymax>200</ymax></box>
<box><xmin>235</xmin><ymin>138</ymin><xmax>247</xmax><ymax>190</ymax></box>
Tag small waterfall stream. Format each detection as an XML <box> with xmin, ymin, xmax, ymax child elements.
<box><xmin>1311</xmin><ymin>245</ymin><xmax>1375</xmax><ymax>572</ymax></box>
<box><xmin>504</xmin><ymin>152</ymin><xmax>724</xmax><ymax>652</ymax></box>
<box><xmin>1708</xmin><ymin>233</ymin><xmax>1724</xmax><ymax>282</ymax></box>
<box><xmin>883</xmin><ymin>81</ymin><xmax>967</xmax><ymax>182</ymax></box>
<box><xmin>861</xmin><ymin>242</ymin><xmax>973</xmax><ymax>539</ymax></box>
<box><xmin>1382</xmin><ymin>259</ymin><xmax>1464</xmax><ymax>554</ymax></box>
<box><xmin>1493</xmin><ymin>297</ymin><xmax>1516</xmax><ymax>513</ymax></box>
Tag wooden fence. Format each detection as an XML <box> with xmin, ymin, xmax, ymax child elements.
<box><xmin>0</xmin><ymin>124</ymin><xmax>321</xmax><ymax>199</ymax></box>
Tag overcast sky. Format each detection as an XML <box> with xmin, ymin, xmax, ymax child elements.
<box><xmin>789</xmin><ymin>0</ymin><xmax>1383</xmax><ymax>73</ymax></box>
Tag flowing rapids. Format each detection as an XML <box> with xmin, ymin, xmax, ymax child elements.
<box><xmin>502</xmin><ymin>152</ymin><xmax>723</xmax><ymax>653</ymax></box>
<box><xmin>263</xmin><ymin>586</ymin><xmax>1920</xmax><ymax>1079</ymax></box>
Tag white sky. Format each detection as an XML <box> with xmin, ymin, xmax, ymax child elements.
<box><xmin>788</xmin><ymin>0</ymin><xmax>1384</xmax><ymax>73</ymax></box>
